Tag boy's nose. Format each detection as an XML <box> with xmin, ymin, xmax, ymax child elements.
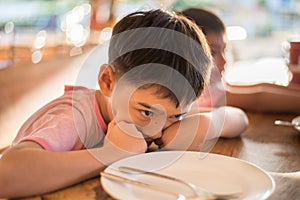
<box><xmin>138</xmin><ymin>125</ymin><xmax>163</xmax><ymax>140</ymax></box>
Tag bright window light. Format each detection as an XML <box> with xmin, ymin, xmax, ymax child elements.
<box><xmin>98</xmin><ymin>27</ymin><xmax>112</xmax><ymax>44</ymax></box>
<box><xmin>223</xmin><ymin>57</ymin><xmax>291</xmax><ymax>86</ymax></box>
<box><xmin>33</xmin><ymin>30</ymin><xmax>47</xmax><ymax>49</ymax></box>
<box><xmin>226</xmin><ymin>26</ymin><xmax>247</xmax><ymax>41</ymax></box>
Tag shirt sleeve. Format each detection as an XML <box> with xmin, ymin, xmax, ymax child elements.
<box><xmin>14</xmin><ymin>103</ymin><xmax>85</xmax><ymax>151</ymax></box>
<box><xmin>13</xmin><ymin>86</ymin><xmax>106</xmax><ymax>151</ymax></box>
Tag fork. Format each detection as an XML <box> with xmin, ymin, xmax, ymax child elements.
<box><xmin>101</xmin><ymin>171</ymin><xmax>222</xmax><ymax>200</ymax></box>
<box><xmin>118</xmin><ymin>166</ymin><xmax>241</xmax><ymax>200</ymax></box>
<box><xmin>101</xmin><ymin>172</ymin><xmax>186</xmax><ymax>200</ymax></box>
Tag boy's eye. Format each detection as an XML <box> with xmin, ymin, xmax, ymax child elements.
<box><xmin>140</xmin><ymin>110</ymin><xmax>153</xmax><ymax>118</ymax></box>
<box><xmin>171</xmin><ymin>114</ymin><xmax>183</xmax><ymax>120</ymax></box>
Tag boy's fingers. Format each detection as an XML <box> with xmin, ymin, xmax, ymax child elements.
<box><xmin>117</xmin><ymin>121</ymin><xmax>144</xmax><ymax>139</ymax></box>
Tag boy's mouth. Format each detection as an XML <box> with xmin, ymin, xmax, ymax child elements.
<box><xmin>146</xmin><ymin>140</ymin><xmax>153</xmax><ymax>147</ymax></box>
<box><xmin>145</xmin><ymin>137</ymin><xmax>163</xmax><ymax>147</ymax></box>
<box><xmin>146</xmin><ymin>138</ymin><xmax>164</xmax><ymax>149</ymax></box>
<box><xmin>153</xmin><ymin>138</ymin><xmax>164</xmax><ymax>148</ymax></box>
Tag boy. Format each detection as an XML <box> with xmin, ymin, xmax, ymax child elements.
<box><xmin>0</xmin><ymin>9</ymin><xmax>247</xmax><ymax>198</ymax></box>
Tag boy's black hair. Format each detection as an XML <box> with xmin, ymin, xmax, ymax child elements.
<box><xmin>182</xmin><ymin>8</ymin><xmax>226</xmax><ymax>35</ymax></box>
<box><xmin>108</xmin><ymin>9</ymin><xmax>212</xmax><ymax>107</ymax></box>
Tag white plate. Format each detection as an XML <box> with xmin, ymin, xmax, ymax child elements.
<box><xmin>101</xmin><ymin>151</ymin><xmax>275</xmax><ymax>200</ymax></box>
<box><xmin>292</xmin><ymin>116</ymin><xmax>300</xmax><ymax>132</ymax></box>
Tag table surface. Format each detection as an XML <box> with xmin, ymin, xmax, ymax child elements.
<box><xmin>16</xmin><ymin>112</ymin><xmax>300</xmax><ymax>200</ymax></box>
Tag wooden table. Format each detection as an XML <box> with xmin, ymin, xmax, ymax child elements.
<box><xmin>15</xmin><ymin>112</ymin><xmax>300</xmax><ymax>200</ymax></box>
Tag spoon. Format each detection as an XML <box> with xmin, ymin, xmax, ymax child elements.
<box><xmin>274</xmin><ymin>120</ymin><xmax>300</xmax><ymax>127</ymax></box>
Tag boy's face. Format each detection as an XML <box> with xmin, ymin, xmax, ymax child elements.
<box><xmin>111</xmin><ymin>85</ymin><xmax>190</xmax><ymax>143</ymax></box>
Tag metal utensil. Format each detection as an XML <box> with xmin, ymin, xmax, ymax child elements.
<box><xmin>118</xmin><ymin>166</ymin><xmax>240</xmax><ymax>200</ymax></box>
<box><xmin>101</xmin><ymin>171</ymin><xmax>228</xmax><ymax>200</ymax></box>
<box><xmin>101</xmin><ymin>172</ymin><xmax>187</xmax><ymax>200</ymax></box>
<box><xmin>274</xmin><ymin>120</ymin><xmax>300</xmax><ymax>127</ymax></box>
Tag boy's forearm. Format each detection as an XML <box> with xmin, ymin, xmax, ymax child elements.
<box><xmin>0</xmin><ymin>120</ymin><xmax>148</xmax><ymax>199</ymax></box>
<box><xmin>160</xmin><ymin>106</ymin><xmax>248</xmax><ymax>151</ymax></box>
<box><xmin>0</xmin><ymin>144</ymin><xmax>107</xmax><ymax>198</ymax></box>
<box><xmin>161</xmin><ymin>114</ymin><xmax>210</xmax><ymax>151</ymax></box>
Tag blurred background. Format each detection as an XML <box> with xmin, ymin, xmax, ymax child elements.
<box><xmin>0</xmin><ymin>0</ymin><xmax>300</xmax><ymax>69</ymax></box>
<box><xmin>0</xmin><ymin>0</ymin><xmax>300</xmax><ymax>149</ymax></box>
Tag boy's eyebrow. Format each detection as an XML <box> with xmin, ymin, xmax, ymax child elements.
<box><xmin>138</xmin><ymin>102</ymin><xmax>161</xmax><ymax>112</ymax></box>
<box><xmin>138</xmin><ymin>102</ymin><xmax>188</xmax><ymax>117</ymax></box>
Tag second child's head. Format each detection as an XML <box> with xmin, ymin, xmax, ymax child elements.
<box><xmin>98</xmin><ymin>9</ymin><xmax>212</xmax><ymax>140</ymax></box>
<box><xmin>182</xmin><ymin>8</ymin><xmax>227</xmax><ymax>72</ymax></box>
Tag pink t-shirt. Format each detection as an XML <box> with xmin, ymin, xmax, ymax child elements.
<box><xmin>195</xmin><ymin>67</ymin><xmax>226</xmax><ymax>108</ymax></box>
<box><xmin>196</xmin><ymin>81</ymin><xmax>226</xmax><ymax>108</ymax></box>
<box><xmin>13</xmin><ymin>86</ymin><xmax>107</xmax><ymax>151</ymax></box>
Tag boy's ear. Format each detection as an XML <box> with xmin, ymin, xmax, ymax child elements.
<box><xmin>98</xmin><ymin>64</ymin><xmax>116</xmax><ymax>97</ymax></box>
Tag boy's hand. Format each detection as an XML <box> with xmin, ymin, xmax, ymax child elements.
<box><xmin>105</xmin><ymin>120</ymin><xmax>148</xmax><ymax>154</ymax></box>
<box><xmin>96</xmin><ymin>120</ymin><xmax>147</xmax><ymax>166</ymax></box>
